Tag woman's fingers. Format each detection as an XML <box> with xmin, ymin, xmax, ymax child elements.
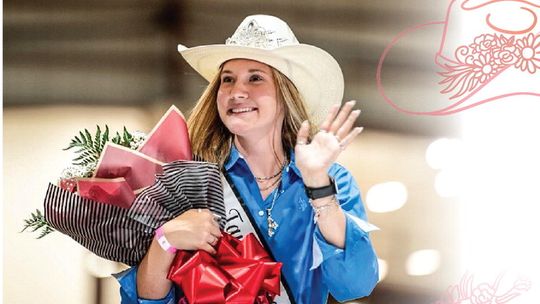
<box><xmin>207</xmin><ymin>234</ymin><xmax>220</xmax><ymax>247</ymax></box>
<box><xmin>338</xmin><ymin>127</ymin><xmax>363</xmax><ymax>150</ymax></box>
<box><xmin>198</xmin><ymin>209</ymin><xmax>222</xmax><ymax>238</ymax></box>
<box><xmin>296</xmin><ymin>120</ymin><xmax>310</xmax><ymax>145</ymax></box>
<box><xmin>199</xmin><ymin>242</ymin><xmax>217</xmax><ymax>255</ymax></box>
<box><xmin>166</xmin><ymin>208</ymin><xmax>222</xmax><ymax>253</ymax></box>
<box><xmin>209</xmin><ymin>221</ymin><xmax>221</xmax><ymax>238</ymax></box>
<box><xmin>335</xmin><ymin>109</ymin><xmax>361</xmax><ymax>141</ymax></box>
<box><xmin>199</xmin><ymin>209</ymin><xmax>221</xmax><ymax>225</ymax></box>
<box><xmin>329</xmin><ymin>100</ymin><xmax>356</xmax><ymax>135</ymax></box>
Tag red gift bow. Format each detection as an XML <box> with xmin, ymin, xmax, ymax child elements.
<box><xmin>67</xmin><ymin>105</ymin><xmax>191</xmax><ymax>208</ymax></box>
<box><xmin>168</xmin><ymin>233</ymin><xmax>282</xmax><ymax>304</ymax></box>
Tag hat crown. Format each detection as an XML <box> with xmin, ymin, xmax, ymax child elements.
<box><xmin>225</xmin><ymin>15</ymin><xmax>299</xmax><ymax>49</ymax></box>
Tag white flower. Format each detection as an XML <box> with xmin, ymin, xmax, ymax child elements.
<box><xmin>129</xmin><ymin>131</ymin><xmax>147</xmax><ymax>150</ymax></box>
<box><xmin>60</xmin><ymin>162</ymin><xmax>96</xmax><ymax>180</ymax></box>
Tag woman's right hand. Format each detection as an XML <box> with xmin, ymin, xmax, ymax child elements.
<box><xmin>162</xmin><ymin>209</ymin><xmax>222</xmax><ymax>254</ymax></box>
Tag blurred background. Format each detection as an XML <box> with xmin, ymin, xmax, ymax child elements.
<box><xmin>4</xmin><ymin>0</ymin><xmax>540</xmax><ymax>303</ymax></box>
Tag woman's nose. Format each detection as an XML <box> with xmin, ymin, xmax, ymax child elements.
<box><xmin>230</xmin><ymin>81</ymin><xmax>248</xmax><ymax>99</ymax></box>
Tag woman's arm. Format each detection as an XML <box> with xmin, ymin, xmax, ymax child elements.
<box><xmin>313</xmin><ymin>165</ymin><xmax>379</xmax><ymax>300</ymax></box>
<box><xmin>136</xmin><ymin>209</ymin><xmax>221</xmax><ymax>299</ymax></box>
<box><xmin>295</xmin><ymin>100</ymin><xmax>362</xmax><ymax>247</ymax></box>
<box><xmin>309</xmin><ymin>188</ymin><xmax>347</xmax><ymax>248</ymax></box>
<box><xmin>136</xmin><ymin>238</ymin><xmax>176</xmax><ymax>298</ymax></box>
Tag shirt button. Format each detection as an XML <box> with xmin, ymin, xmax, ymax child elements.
<box><xmin>258</xmin><ymin>210</ymin><xmax>264</xmax><ymax>216</ymax></box>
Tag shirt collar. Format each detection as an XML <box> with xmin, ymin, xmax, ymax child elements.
<box><xmin>225</xmin><ymin>145</ymin><xmax>303</xmax><ymax>178</ymax></box>
<box><xmin>224</xmin><ymin>145</ymin><xmax>242</xmax><ymax>171</ymax></box>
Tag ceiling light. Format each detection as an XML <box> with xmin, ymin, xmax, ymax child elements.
<box><xmin>366</xmin><ymin>181</ymin><xmax>408</xmax><ymax>213</ymax></box>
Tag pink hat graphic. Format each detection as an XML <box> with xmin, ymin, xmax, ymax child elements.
<box><xmin>377</xmin><ymin>0</ymin><xmax>540</xmax><ymax>115</ymax></box>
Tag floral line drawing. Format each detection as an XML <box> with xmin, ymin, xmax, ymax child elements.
<box><xmin>434</xmin><ymin>272</ymin><xmax>531</xmax><ymax>304</ymax></box>
<box><xmin>375</xmin><ymin>0</ymin><xmax>540</xmax><ymax>116</ymax></box>
<box><xmin>438</xmin><ymin>32</ymin><xmax>540</xmax><ymax>99</ymax></box>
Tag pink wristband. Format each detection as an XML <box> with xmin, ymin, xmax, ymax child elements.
<box><xmin>155</xmin><ymin>226</ymin><xmax>177</xmax><ymax>254</ymax></box>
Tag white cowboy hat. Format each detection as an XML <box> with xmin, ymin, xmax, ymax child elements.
<box><xmin>177</xmin><ymin>14</ymin><xmax>344</xmax><ymax>124</ymax></box>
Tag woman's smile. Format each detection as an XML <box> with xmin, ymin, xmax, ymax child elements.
<box><xmin>227</xmin><ymin>107</ymin><xmax>258</xmax><ymax>115</ymax></box>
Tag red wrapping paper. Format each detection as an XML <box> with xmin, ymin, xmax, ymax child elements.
<box><xmin>76</xmin><ymin>178</ymin><xmax>135</xmax><ymax>209</ymax></box>
<box><xmin>73</xmin><ymin>105</ymin><xmax>191</xmax><ymax>208</ymax></box>
<box><xmin>168</xmin><ymin>233</ymin><xmax>282</xmax><ymax>304</ymax></box>
<box><xmin>93</xmin><ymin>144</ymin><xmax>164</xmax><ymax>190</ymax></box>
<box><xmin>59</xmin><ymin>178</ymin><xmax>77</xmax><ymax>192</ymax></box>
<box><xmin>138</xmin><ymin>106</ymin><xmax>191</xmax><ymax>163</ymax></box>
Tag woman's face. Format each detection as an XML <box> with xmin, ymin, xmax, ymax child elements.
<box><xmin>216</xmin><ymin>59</ymin><xmax>283</xmax><ymax>138</ymax></box>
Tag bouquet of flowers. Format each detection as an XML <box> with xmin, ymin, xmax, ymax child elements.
<box><xmin>22</xmin><ymin>105</ymin><xmax>283</xmax><ymax>302</ymax></box>
<box><xmin>22</xmin><ymin>106</ymin><xmax>226</xmax><ymax>265</ymax></box>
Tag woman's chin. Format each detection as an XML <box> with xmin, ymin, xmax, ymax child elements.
<box><xmin>227</xmin><ymin>125</ymin><xmax>269</xmax><ymax>139</ymax></box>
<box><xmin>225</xmin><ymin>124</ymin><xmax>252</xmax><ymax>137</ymax></box>
<box><xmin>224</xmin><ymin>118</ymin><xmax>282</xmax><ymax>139</ymax></box>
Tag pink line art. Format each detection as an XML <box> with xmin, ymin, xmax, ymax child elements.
<box><xmin>376</xmin><ymin>0</ymin><xmax>540</xmax><ymax>116</ymax></box>
<box><xmin>461</xmin><ymin>0</ymin><xmax>540</xmax><ymax>10</ymax></box>
<box><xmin>434</xmin><ymin>273</ymin><xmax>531</xmax><ymax>304</ymax></box>
<box><xmin>438</xmin><ymin>33</ymin><xmax>540</xmax><ymax>98</ymax></box>
<box><xmin>484</xmin><ymin>7</ymin><xmax>537</xmax><ymax>34</ymax></box>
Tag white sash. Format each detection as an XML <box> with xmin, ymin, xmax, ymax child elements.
<box><xmin>221</xmin><ymin>174</ymin><xmax>294</xmax><ymax>304</ymax></box>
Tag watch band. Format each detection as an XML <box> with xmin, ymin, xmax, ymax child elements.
<box><xmin>155</xmin><ymin>226</ymin><xmax>177</xmax><ymax>254</ymax></box>
<box><xmin>305</xmin><ymin>178</ymin><xmax>337</xmax><ymax>200</ymax></box>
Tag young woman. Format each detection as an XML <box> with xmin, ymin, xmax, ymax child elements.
<box><xmin>117</xmin><ymin>14</ymin><xmax>379</xmax><ymax>304</ymax></box>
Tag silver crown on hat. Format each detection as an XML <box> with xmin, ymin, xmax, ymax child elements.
<box><xmin>225</xmin><ymin>17</ymin><xmax>299</xmax><ymax>49</ymax></box>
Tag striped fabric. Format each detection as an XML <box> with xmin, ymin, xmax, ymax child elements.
<box><xmin>43</xmin><ymin>160</ymin><xmax>225</xmax><ymax>266</ymax></box>
<box><xmin>44</xmin><ymin>183</ymin><xmax>152</xmax><ymax>266</ymax></box>
<box><xmin>128</xmin><ymin>160</ymin><xmax>226</xmax><ymax>229</ymax></box>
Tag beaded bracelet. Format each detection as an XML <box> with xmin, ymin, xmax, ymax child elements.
<box><xmin>310</xmin><ymin>195</ymin><xmax>339</xmax><ymax>224</ymax></box>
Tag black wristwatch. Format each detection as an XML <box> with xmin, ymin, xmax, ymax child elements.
<box><xmin>305</xmin><ymin>178</ymin><xmax>337</xmax><ymax>200</ymax></box>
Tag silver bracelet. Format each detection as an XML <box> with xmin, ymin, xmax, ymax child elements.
<box><xmin>310</xmin><ymin>195</ymin><xmax>339</xmax><ymax>224</ymax></box>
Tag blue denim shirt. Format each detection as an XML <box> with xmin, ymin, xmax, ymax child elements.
<box><xmin>116</xmin><ymin>147</ymin><xmax>379</xmax><ymax>304</ymax></box>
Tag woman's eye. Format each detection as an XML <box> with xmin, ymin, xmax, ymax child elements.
<box><xmin>250</xmin><ymin>75</ymin><xmax>263</xmax><ymax>82</ymax></box>
<box><xmin>221</xmin><ymin>76</ymin><xmax>233</xmax><ymax>83</ymax></box>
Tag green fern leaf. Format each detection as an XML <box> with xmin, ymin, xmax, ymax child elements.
<box><xmin>122</xmin><ymin>127</ymin><xmax>133</xmax><ymax>146</ymax></box>
<box><xmin>100</xmin><ymin>125</ymin><xmax>110</xmax><ymax>151</ymax></box>
<box><xmin>84</xmin><ymin>129</ymin><xmax>93</xmax><ymax>148</ymax></box>
<box><xmin>63</xmin><ymin>125</ymin><xmax>138</xmax><ymax>167</ymax></box>
<box><xmin>94</xmin><ymin>125</ymin><xmax>102</xmax><ymax>152</ymax></box>
<box><xmin>80</xmin><ymin>130</ymin><xmax>87</xmax><ymax>146</ymax></box>
<box><xmin>20</xmin><ymin>209</ymin><xmax>55</xmax><ymax>239</ymax></box>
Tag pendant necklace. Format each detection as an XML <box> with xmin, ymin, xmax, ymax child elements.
<box><xmin>266</xmin><ymin>184</ymin><xmax>280</xmax><ymax>237</ymax></box>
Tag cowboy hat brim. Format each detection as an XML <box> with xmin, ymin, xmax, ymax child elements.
<box><xmin>178</xmin><ymin>43</ymin><xmax>344</xmax><ymax>124</ymax></box>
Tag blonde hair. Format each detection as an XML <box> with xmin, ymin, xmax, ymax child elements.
<box><xmin>188</xmin><ymin>64</ymin><xmax>316</xmax><ymax>167</ymax></box>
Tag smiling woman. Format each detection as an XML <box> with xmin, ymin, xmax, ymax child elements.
<box><xmin>116</xmin><ymin>14</ymin><xmax>379</xmax><ymax>304</ymax></box>
<box><xmin>217</xmin><ymin>60</ymin><xmax>282</xmax><ymax>140</ymax></box>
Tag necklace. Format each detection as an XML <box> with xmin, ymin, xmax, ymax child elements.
<box><xmin>254</xmin><ymin>164</ymin><xmax>284</xmax><ymax>181</ymax></box>
<box><xmin>258</xmin><ymin>175</ymin><xmax>282</xmax><ymax>191</ymax></box>
<box><xmin>266</xmin><ymin>185</ymin><xmax>280</xmax><ymax>237</ymax></box>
